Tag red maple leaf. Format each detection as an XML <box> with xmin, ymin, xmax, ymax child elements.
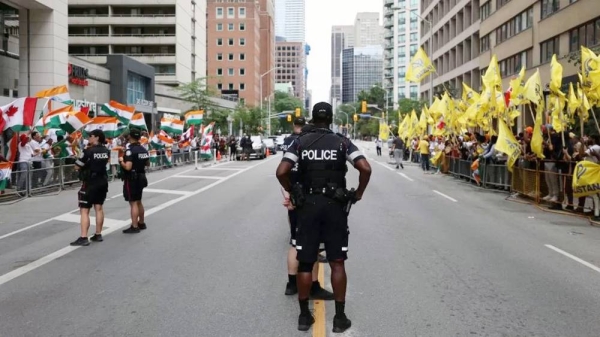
<box><xmin>5</xmin><ymin>105</ymin><xmax>18</xmax><ymax>117</ymax></box>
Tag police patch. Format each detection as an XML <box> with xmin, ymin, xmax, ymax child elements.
<box><xmin>78</xmin><ymin>151</ymin><xmax>85</xmax><ymax>159</ymax></box>
<box><xmin>125</xmin><ymin>150</ymin><xmax>132</xmax><ymax>156</ymax></box>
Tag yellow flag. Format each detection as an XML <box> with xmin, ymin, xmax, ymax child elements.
<box><xmin>581</xmin><ymin>46</ymin><xmax>600</xmax><ymax>91</ymax></box>
<box><xmin>573</xmin><ymin>161</ymin><xmax>600</xmax><ymax>198</ymax></box>
<box><xmin>379</xmin><ymin>122</ymin><xmax>390</xmax><ymax>141</ymax></box>
<box><xmin>550</xmin><ymin>54</ymin><xmax>563</xmax><ymax>93</ymax></box>
<box><xmin>409</xmin><ymin>110</ymin><xmax>419</xmax><ymax>138</ymax></box>
<box><xmin>482</xmin><ymin>55</ymin><xmax>502</xmax><ymax>89</ymax></box>
<box><xmin>462</xmin><ymin>83</ymin><xmax>480</xmax><ymax>106</ymax></box>
<box><xmin>405</xmin><ymin>47</ymin><xmax>436</xmax><ymax>83</ymax></box>
<box><xmin>531</xmin><ymin>104</ymin><xmax>545</xmax><ymax>159</ymax></box>
<box><xmin>509</xmin><ymin>66</ymin><xmax>526</xmax><ymax>106</ymax></box>
<box><xmin>522</xmin><ymin>69</ymin><xmax>543</xmax><ymax>105</ymax></box>
<box><xmin>494</xmin><ymin>119</ymin><xmax>521</xmax><ymax>172</ymax></box>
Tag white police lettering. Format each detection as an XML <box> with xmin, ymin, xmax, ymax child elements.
<box><xmin>93</xmin><ymin>153</ymin><xmax>109</xmax><ymax>160</ymax></box>
<box><xmin>138</xmin><ymin>153</ymin><xmax>150</xmax><ymax>159</ymax></box>
<box><xmin>301</xmin><ymin>150</ymin><xmax>337</xmax><ymax>160</ymax></box>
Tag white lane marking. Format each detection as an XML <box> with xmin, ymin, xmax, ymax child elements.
<box><xmin>54</xmin><ymin>213</ymin><xmax>123</xmax><ymax>227</ymax></box>
<box><xmin>545</xmin><ymin>244</ymin><xmax>600</xmax><ymax>274</ymax></box>
<box><xmin>199</xmin><ymin>167</ymin><xmax>242</xmax><ymax>171</ymax></box>
<box><xmin>433</xmin><ymin>190</ymin><xmax>458</xmax><ymax>202</ymax></box>
<box><xmin>398</xmin><ymin>172</ymin><xmax>414</xmax><ymax>182</ymax></box>
<box><xmin>143</xmin><ymin>188</ymin><xmax>193</xmax><ymax>196</ymax></box>
<box><xmin>0</xmin><ymin>218</ymin><xmax>56</xmax><ymax>241</ymax></box>
<box><xmin>0</xmin><ymin>156</ymin><xmax>277</xmax><ymax>288</ymax></box>
<box><xmin>171</xmin><ymin>175</ymin><xmax>224</xmax><ymax>180</ymax></box>
<box><xmin>373</xmin><ymin>160</ymin><xmax>395</xmax><ymax>171</ymax></box>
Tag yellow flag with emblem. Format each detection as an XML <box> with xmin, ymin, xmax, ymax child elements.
<box><xmin>572</xmin><ymin>161</ymin><xmax>600</xmax><ymax>198</ymax></box>
<box><xmin>379</xmin><ymin>122</ymin><xmax>390</xmax><ymax>141</ymax></box>
<box><xmin>494</xmin><ymin>119</ymin><xmax>521</xmax><ymax>172</ymax></box>
<box><xmin>405</xmin><ymin>47</ymin><xmax>436</xmax><ymax>83</ymax></box>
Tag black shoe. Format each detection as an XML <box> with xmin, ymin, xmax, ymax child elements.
<box><xmin>122</xmin><ymin>226</ymin><xmax>141</xmax><ymax>234</ymax></box>
<box><xmin>400</xmin><ymin>163</ymin><xmax>404</xmax><ymax>169</ymax></box>
<box><xmin>70</xmin><ymin>237</ymin><xmax>90</xmax><ymax>246</ymax></box>
<box><xmin>318</xmin><ymin>254</ymin><xmax>328</xmax><ymax>263</ymax></box>
<box><xmin>285</xmin><ymin>282</ymin><xmax>298</xmax><ymax>295</ymax></box>
<box><xmin>396</xmin><ymin>165</ymin><xmax>399</xmax><ymax>169</ymax></box>
<box><xmin>333</xmin><ymin>314</ymin><xmax>352</xmax><ymax>333</ymax></box>
<box><xmin>138</xmin><ymin>223</ymin><xmax>147</xmax><ymax>230</ymax></box>
<box><xmin>310</xmin><ymin>286</ymin><xmax>334</xmax><ymax>301</ymax></box>
<box><xmin>298</xmin><ymin>313</ymin><xmax>315</xmax><ymax>331</ymax></box>
<box><xmin>90</xmin><ymin>234</ymin><xmax>103</xmax><ymax>242</ymax></box>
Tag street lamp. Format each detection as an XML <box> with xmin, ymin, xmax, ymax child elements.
<box><xmin>391</xmin><ymin>6</ymin><xmax>434</xmax><ymax>105</ymax></box>
<box><xmin>260</xmin><ymin>66</ymin><xmax>282</xmax><ymax>136</ymax></box>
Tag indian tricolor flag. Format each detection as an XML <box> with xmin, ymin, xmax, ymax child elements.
<box><xmin>63</xmin><ymin>111</ymin><xmax>92</xmax><ymax>133</ymax></box>
<box><xmin>160</xmin><ymin>118</ymin><xmax>184</xmax><ymax>135</ymax></box>
<box><xmin>102</xmin><ymin>101</ymin><xmax>135</xmax><ymax>124</ymax></box>
<box><xmin>130</xmin><ymin>113</ymin><xmax>148</xmax><ymax>130</ymax></box>
<box><xmin>200</xmin><ymin>122</ymin><xmax>215</xmax><ymax>158</ymax></box>
<box><xmin>185</xmin><ymin>110</ymin><xmax>203</xmax><ymax>125</ymax></box>
<box><xmin>35</xmin><ymin>85</ymin><xmax>72</xmax><ymax>105</ymax></box>
<box><xmin>34</xmin><ymin>105</ymin><xmax>73</xmax><ymax>133</ymax></box>
<box><xmin>0</xmin><ymin>162</ymin><xmax>11</xmax><ymax>191</ymax></box>
<box><xmin>1</xmin><ymin>97</ymin><xmax>37</xmax><ymax>132</ymax></box>
<box><xmin>85</xmin><ymin>116</ymin><xmax>122</xmax><ymax>138</ymax></box>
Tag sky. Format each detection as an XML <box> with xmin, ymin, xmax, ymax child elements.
<box><xmin>305</xmin><ymin>0</ymin><xmax>382</xmax><ymax>104</ymax></box>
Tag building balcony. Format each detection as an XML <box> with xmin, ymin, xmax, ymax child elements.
<box><xmin>384</xmin><ymin>31</ymin><xmax>393</xmax><ymax>39</ymax></box>
<box><xmin>384</xmin><ymin>19</ymin><xmax>393</xmax><ymax>28</ymax></box>
<box><xmin>69</xmin><ymin>54</ymin><xmax>176</xmax><ymax>65</ymax></box>
<box><xmin>384</xmin><ymin>43</ymin><xmax>393</xmax><ymax>50</ymax></box>
<box><xmin>384</xmin><ymin>8</ymin><xmax>394</xmax><ymax>18</ymax></box>
<box><xmin>68</xmin><ymin>14</ymin><xmax>176</xmax><ymax>26</ymax></box>
<box><xmin>69</xmin><ymin>34</ymin><xmax>176</xmax><ymax>45</ymax></box>
<box><xmin>384</xmin><ymin>71</ymin><xmax>393</xmax><ymax>78</ymax></box>
<box><xmin>70</xmin><ymin>0</ymin><xmax>175</xmax><ymax>4</ymax></box>
<box><xmin>384</xmin><ymin>0</ymin><xmax>394</xmax><ymax>7</ymax></box>
<box><xmin>155</xmin><ymin>74</ymin><xmax>178</xmax><ymax>84</ymax></box>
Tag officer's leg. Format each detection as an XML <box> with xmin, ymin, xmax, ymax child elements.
<box><xmin>286</xmin><ymin>210</ymin><xmax>299</xmax><ymax>295</ymax></box>
<box><xmin>93</xmin><ymin>204</ymin><xmax>104</xmax><ymax>234</ymax></box>
<box><xmin>71</xmin><ymin>187</ymin><xmax>92</xmax><ymax>246</ymax></box>
<box><xmin>130</xmin><ymin>201</ymin><xmax>140</xmax><ymax>228</ymax></box>
<box><xmin>310</xmin><ymin>244</ymin><xmax>334</xmax><ymax>300</ymax></box>
<box><xmin>80</xmin><ymin>208</ymin><xmax>91</xmax><ymax>237</ymax></box>
<box><xmin>295</xmin><ymin>200</ymin><xmax>320</xmax><ymax>331</ymax></box>
<box><xmin>138</xmin><ymin>201</ymin><xmax>146</xmax><ymax>225</ymax></box>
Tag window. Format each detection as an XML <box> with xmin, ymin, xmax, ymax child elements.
<box><xmin>499</xmin><ymin>49</ymin><xmax>531</xmax><ymax>77</ymax></box>
<box><xmin>217</xmin><ymin>38</ymin><xmax>223</xmax><ymax>46</ymax></box>
<box><xmin>216</xmin><ymin>23</ymin><xmax>223</xmax><ymax>31</ymax></box>
<box><xmin>540</xmin><ymin>37</ymin><xmax>559</xmax><ymax>63</ymax></box>
<box><xmin>228</xmin><ymin>68</ymin><xmax>234</xmax><ymax>76</ymax></box>
<box><xmin>240</xmin><ymin>38</ymin><xmax>246</xmax><ymax>46</ymax></box>
<box><xmin>410</xmin><ymin>0</ymin><xmax>417</xmax><ymax>6</ymax></box>
<box><xmin>240</xmin><ymin>83</ymin><xmax>246</xmax><ymax>91</ymax></box>
<box><xmin>239</xmin><ymin>7</ymin><xmax>246</xmax><ymax>18</ymax></box>
<box><xmin>240</xmin><ymin>68</ymin><xmax>246</xmax><ymax>76</ymax></box>
<box><xmin>216</xmin><ymin>7</ymin><xmax>223</xmax><ymax>18</ymax></box>
<box><xmin>541</xmin><ymin>0</ymin><xmax>559</xmax><ymax>19</ymax></box>
<box><xmin>480</xmin><ymin>34</ymin><xmax>490</xmax><ymax>53</ymax></box>
<box><xmin>480</xmin><ymin>1</ymin><xmax>491</xmax><ymax>20</ymax></box>
<box><xmin>228</xmin><ymin>23</ymin><xmax>234</xmax><ymax>31</ymax></box>
<box><xmin>227</xmin><ymin>7</ymin><xmax>234</xmax><ymax>18</ymax></box>
<box><xmin>228</xmin><ymin>53</ymin><xmax>234</xmax><ymax>61</ymax></box>
<box><xmin>409</xmin><ymin>44</ymin><xmax>418</xmax><ymax>56</ymax></box>
<box><xmin>497</xmin><ymin>0</ymin><xmax>511</xmax><ymax>10</ymax></box>
<box><xmin>410</xmin><ymin>86</ymin><xmax>418</xmax><ymax>99</ymax></box>
<box><xmin>228</xmin><ymin>38</ymin><xmax>234</xmax><ymax>46</ymax></box>
<box><xmin>228</xmin><ymin>83</ymin><xmax>234</xmax><ymax>90</ymax></box>
<box><xmin>398</xmin><ymin>34</ymin><xmax>406</xmax><ymax>43</ymax></box>
<box><xmin>217</xmin><ymin>68</ymin><xmax>223</xmax><ymax>76</ymax></box>
<box><xmin>126</xmin><ymin>73</ymin><xmax>148</xmax><ymax>105</ymax></box>
<box><xmin>240</xmin><ymin>53</ymin><xmax>246</xmax><ymax>60</ymax></box>
<box><xmin>239</xmin><ymin>23</ymin><xmax>246</xmax><ymax>31</ymax></box>
<box><xmin>569</xmin><ymin>18</ymin><xmax>600</xmax><ymax>52</ymax></box>
<box><xmin>217</xmin><ymin>53</ymin><xmax>223</xmax><ymax>61</ymax></box>
<box><xmin>217</xmin><ymin>83</ymin><xmax>223</xmax><ymax>90</ymax></box>
<box><xmin>410</xmin><ymin>33</ymin><xmax>418</xmax><ymax>42</ymax></box>
<box><xmin>495</xmin><ymin>7</ymin><xmax>533</xmax><ymax>44</ymax></box>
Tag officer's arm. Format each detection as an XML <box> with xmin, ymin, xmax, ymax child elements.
<box><xmin>276</xmin><ymin>140</ymin><xmax>299</xmax><ymax>192</ymax></box>
<box><xmin>74</xmin><ymin>150</ymin><xmax>90</xmax><ymax>171</ymax></box>
<box><xmin>346</xmin><ymin>141</ymin><xmax>371</xmax><ymax>200</ymax></box>
<box><xmin>120</xmin><ymin>150</ymin><xmax>134</xmax><ymax>171</ymax></box>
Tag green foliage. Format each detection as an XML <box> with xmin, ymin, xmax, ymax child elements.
<box><xmin>274</xmin><ymin>91</ymin><xmax>304</xmax><ymax>114</ymax></box>
<box><xmin>357</xmin><ymin>84</ymin><xmax>386</xmax><ymax>109</ymax></box>
<box><xmin>173</xmin><ymin>77</ymin><xmax>218</xmax><ymax>110</ymax></box>
<box><xmin>398</xmin><ymin>98</ymin><xmax>426</xmax><ymax>115</ymax></box>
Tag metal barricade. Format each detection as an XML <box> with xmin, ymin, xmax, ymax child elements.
<box><xmin>28</xmin><ymin>159</ymin><xmax>63</xmax><ymax>197</ymax></box>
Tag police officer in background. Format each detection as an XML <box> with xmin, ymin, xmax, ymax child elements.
<box><xmin>282</xmin><ymin>117</ymin><xmax>334</xmax><ymax>301</ymax></box>
<box><xmin>70</xmin><ymin>129</ymin><xmax>110</xmax><ymax>246</ymax></box>
<box><xmin>119</xmin><ymin>128</ymin><xmax>150</xmax><ymax>234</ymax></box>
<box><xmin>276</xmin><ymin>102</ymin><xmax>372</xmax><ymax>332</ymax></box>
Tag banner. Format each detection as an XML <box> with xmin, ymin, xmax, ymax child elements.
<box><xmin>573</xmin><ymin>160</ymin><xmax>600</xmax><ymax>198</ymax></box>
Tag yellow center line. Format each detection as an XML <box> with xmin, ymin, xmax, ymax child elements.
<box><xmin>313</xmin><ymin>263</ymin><xmax>326</xmax><ymax>337</ymax></box>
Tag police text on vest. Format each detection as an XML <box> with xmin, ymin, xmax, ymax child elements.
<box><xmin>301</xmin><ymin>150</ymin><xmax>337</xmax><ymax>160</ymax></box>
<box><xmin>94</xmin><ymin>153</ymin><xmax>109</xmax><ymax>159</ymax></box>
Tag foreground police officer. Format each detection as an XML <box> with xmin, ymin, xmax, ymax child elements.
<box><xmin>276</xmin><ymin>102</ymin><xmax>372</xmax><ymax>332</ymax></box>
<box><xmin>282</xmin><ymin>117</ymin><xmax>334</xmax><ymax>300</ymax></box>
<box><xmin>119</xmin><ymin>128</ymin><xmax>150</xmax><ymax>234</ymax></box>
<box><xmin>70</xmin><ymin>129</ymin><xmax>110</xmax><ymax>246</ymax></box>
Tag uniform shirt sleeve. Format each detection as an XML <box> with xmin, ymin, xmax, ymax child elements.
<box><xmin>281</xmin><ymin>136</ymin><xmax>294</xmax><ymax>153</ymax></box>
<box><xmin>75</xmin><ymin>148</ymin><xmax>90</xmax><ymax>168</ymax></box>
<box><xmin>123</xmin><ymin>148</ymin><xmax>134</xmax><ymax>163</ymax></box>
<box><xmin>345</xmin><ymin>140</ymin><xmax>365</xmax><ymax>165</ymax></box>
<box><xmin>281</xmin><ymin>139</ymin><xmax>299</xmax><ymax>165</ymax></box>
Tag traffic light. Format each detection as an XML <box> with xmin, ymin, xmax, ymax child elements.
<box><xmin>295</xmin><ymin>108</ymin><xmax>301</xmax><ymax>117</ymax></box>
<box><xmin>287</xmin><ymin>114</ymin><xmax>292</xmax><ymax>122</ymax></box>
<box><xmin>361</xmin><ymin>101</ymin><xmax>367</xmax><ymax>113</ymax></box>
<box><xmin>353</xmin><ymin>114</ymin><xmax>358</xmax><ymax>122</ymax></box>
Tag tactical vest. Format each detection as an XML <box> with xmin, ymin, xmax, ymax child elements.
<box><xmin>297</xmin><ymin>129</ymin><xmax>348</xmax><ymax>189</ymax></box>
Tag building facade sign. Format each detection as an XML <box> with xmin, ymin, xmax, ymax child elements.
<box><xmin>74</xmin><ymin>100</ymin><xmax>98</xmax><ymax>116</ymax></box>
<box><xmin>68</xmin><ymin>63</ymin><xmax>89</xmax><ymax>86</ymax></box>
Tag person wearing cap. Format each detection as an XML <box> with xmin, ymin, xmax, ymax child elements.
<box><xmin>70</xmin><ymin>129</ymin><xmax>111</xmax><ymax>246</ymax></box>
<box><xmin>281</xmin><ymin>116</ymin><xmax>334</xmax><ymax>301</ymax></box>
<box><xmin>119</xmin><ymin>128</ymin><xmax>150</xmax><ymax>234</ymax></box>
<box><xmin>276</xmin><ymin>102</ymin><xmax>372</xmax><ymax>333</ymax></box>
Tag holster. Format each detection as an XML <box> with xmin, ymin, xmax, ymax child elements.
<box><xmin>290</xmin><ymin>183</ymin><xmax>306</xmax><ymax>208</ymax></box>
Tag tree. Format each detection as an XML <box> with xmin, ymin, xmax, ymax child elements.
<box><xmin>173</xmin><ymin>77</ymin><xmax>218</xmax><ymax>111</ymax></box>
<box><xmin>398</xmin><ymin>98</ymin><xmax>427</xmax><ymax>115</ymax></box>
<box><xmin>357</xmin><ymin>84</ymin><xmax>386</xmax><ymax>109</ymax></box>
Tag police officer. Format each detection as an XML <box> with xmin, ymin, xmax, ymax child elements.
<box><xmin>276</xmin><ymin>102</ymin><xmax>372</xmax><ymax>332</ymax></box>
<box><xmin>282</xmin><ymin>117</ymin><xmax>334</xmax><ymax>301</ymax></box>
<box><xmin>119</xmin><ymin>128</ymin><xmax>150</xmax><ymax>234</ymax></box>
<box><xmin>70</xmin><ymin>129</ymin><xmax>110</xmax><ymax>246</ymax></box>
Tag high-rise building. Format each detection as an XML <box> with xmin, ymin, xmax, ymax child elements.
<box><xmin>330</xmin><ymin>25</ymin><xmax>355</xmax><ymax>104</ymax></box>
<box><xmin>420</xmin><ymin>0</ymin><xmax>481</xmax><ymax>101</ymax></box>
<box><xmin>207</xmin><ymin>0</ymin><xmax>274</xmax><ymax>107</ymax></box>
<box><xmin>67</xmin><ymin>0</ymin><xmax>206</xmax><ymax>86</ymax></box>
<box><xmin>341</xmin><ymin>45</ymin><xmax>384</xmax><ymax>103</ymax></box>
<box><xmin>353</xmin><ymin>12</ymin><xmax>383</xmax><ymax>48</ymax></box>
<box><xmin>275</xmin><ymin>41</ymin><xmax>305</xmax><ymax>103</ymax></box>
<box><xmin>383</xmin><ymin>0</ymin><xmax>421</xmax><ymax>108</ymax></box>
<box><xmin>478</xmin><ymin>0</ymin><xmax>600</xmax><ymax>127</ymax></box>
<box><xmin>274</xmin><ymin>0</ymin><xmax>305</xmax><ymax>43</ymax></box>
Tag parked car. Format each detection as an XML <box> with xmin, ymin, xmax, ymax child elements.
<box><xmin>275</xmin><ymin>135</ymin><xmax>286</xmax><ymax>150</ymax></box>
<box><xmin>236</xmin><ymin>135</ymin><xmax>267</xmax><ymax>160</ymax></box>
<box><xmin>263</xmin><ymin>138</ymin><xmax>277</xmax><ymax>155</ymax></box>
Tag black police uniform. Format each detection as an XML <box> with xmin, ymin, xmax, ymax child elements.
<box><xmin>75</xmin><ymin>144</ymin><xmax>110</xmax><ymax>208</ymax></box>
<box><xmin>282</xmin><ymin>133</ymin><xmax>300</xmax><ymax>247</ymax></box>
<box><xmin>122</xmin><ymin>143</ymin><xmax>149</xmax><ymax>202</ymax></box>
<box><xmin>281</xmin><ymin>125</ymin><xmax>365</xmax><ymax>263</ymax></box>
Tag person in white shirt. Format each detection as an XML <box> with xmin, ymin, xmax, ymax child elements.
<box><xmin>17</xmin><ymin>134</ymin><xmax>33</xmax><ymax>191</ymax></box>
<box><xmin>375</xmin><ymin>138</ymin><xmax>383</xmax><ymax>156</ymax></box>
<box><xmin>41</xmin><ymin>137</ymin><xmax>55</xmax><ymax>186</ymax></box>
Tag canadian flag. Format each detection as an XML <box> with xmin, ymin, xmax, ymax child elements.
<box><xmin>0</xmin><ymin>97</ymin><xmax>37</xmax><ymax>132</ymax></box>
<box><xmin>180</xmin><ymin>127</ymin><xmax>194</xmax><ymax>147</ymax></box>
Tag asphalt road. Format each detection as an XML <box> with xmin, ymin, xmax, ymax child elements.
<box><xmin>2</xmin><ymin>141</ymin><xmax>600</xmax><ymax>337</ymax></box>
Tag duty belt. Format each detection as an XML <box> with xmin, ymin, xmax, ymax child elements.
<box><xmin>307</xmin><ymin>187</ymin><xmax>328</xmax><ymax>195</ymax></box>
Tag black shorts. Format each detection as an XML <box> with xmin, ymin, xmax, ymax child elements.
<box><xmin>295</xmin><ymin>195</ymin><xmax>349</xmax><ymax>263</ymax></box>
<box><xmin>123</xmin><ymin>174</ymin><xmax>148</xmax><ymax>202</ymax></box>
<box><xmin>78</xmin><ymin>180</ymin><xmax>108</xmax><ymax>209</ymax></box>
